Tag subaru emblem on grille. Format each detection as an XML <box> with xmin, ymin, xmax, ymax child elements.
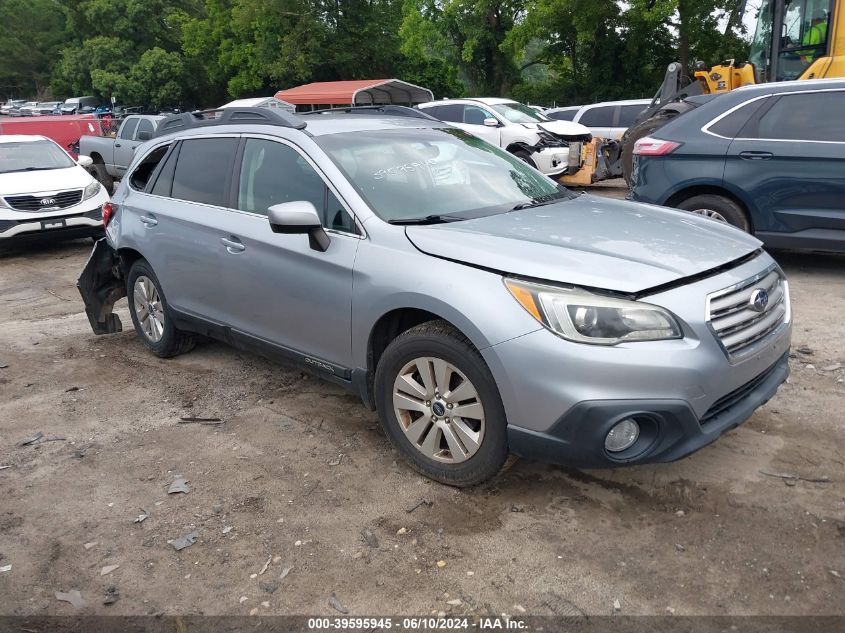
<box><xmin>40</xmin><ymin>198</ymin><xmax>57</xmax><ymax>206</ymax></box>
<box><xmin>749</xmin><ymin>288</ymin><xmax>769</xmax><ymax>313</ymax></box>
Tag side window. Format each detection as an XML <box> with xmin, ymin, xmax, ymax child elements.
<box><xmin>136</xmin><ymin>119</ymin><xmax>154</xmax><ymax>140</ymax></box>
<box><xmin>578</xmin><ymin>106</ymin><xmax>615</xmax><ymax>127</ymax></box>
<box><xmin>149</xmin><ymin>144</ymin><xmax>179</xmax><ymax>196</ymax></box>
<box><xmin>436</xmin><ymin>104</ymin><xmax>464</xmax><ymax>123</ymax></box>
<box><xmin>463</xmin><ymin>105</ymin><xmax>494</xmax><ymax>125</ymax></box>
<box><xmin>118</xmin><ymin>118</ymin><xmax>139</xmax><ymax>140</ymax></box>
<box><xmin>709</xmin><ymin>98</ymin><xmax>768</xmax><ymax>138</ymax></box>
<box><xmin>237</xmin><ymin>139</ymin><xmax>358</xmax><ymax>233</ymax></box>
<box><xmin>171</xmin><ymin>138</ymin><xmax>238</xmax><ymax>206</ymax></box>
<box><xmin>619</xmin><ymin>105</ymin><xmax>647</xmax><ymax>128</ymax></box>
<box><xmin>752</xmin><ymin>91</ymin><xmax>845</xmax><ymax>141</ymax></box>
<box><xmin>129</xmin><ymin>144</ymin><xmax>171</xmax><ymax>191</ymax></box>
<box><xmin>547</xmin><ymin>109</ymin><xmax>577</xmax><ymax>121</ymax></box>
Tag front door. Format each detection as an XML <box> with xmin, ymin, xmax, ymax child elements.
<box><xmin>214</xmin><ymin>137</ymin><xmax>360</xmax><ymax>370</ymax></box>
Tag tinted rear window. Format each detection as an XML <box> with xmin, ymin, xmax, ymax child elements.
<box><xmin>546</xmin><ymin>110</ymin><xmax>578</xmax><ymax>121</ymax></box>
<box><xmin>435</xmin><ymin>104</ymin><xmax>464</xmax><ymax>123</ymax></box>
<box><xmin>709</xmin><ymin>98</ymin><xmax>768</xmax><ymax>138</ymax></box>
<box><xmin>752</xmin><ymin>91</ymin><xmax>845</xmax><ymax>142</ymax></box>
<box><xmin>618</xmin><ymin>105</ymin><xmax>647</xmax><ymax>127</ymax></box>
<box><xmin>578</xmin><ymin>106</ymin><xmax>615</xmax><ymax>127</ymax></box>
<box><xmin>171</xmin><ymin>138</ymin><xmax>238</xmax><ymax>206</ymax></box>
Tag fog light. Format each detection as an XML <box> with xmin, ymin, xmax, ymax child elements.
<box><xmin>605</xmin><ymin>418</ymin><xmax>640</xmax><ymax>453</ymax></box>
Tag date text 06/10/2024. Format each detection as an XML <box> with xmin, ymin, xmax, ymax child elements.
<box><xmin>306</xmin><ymin>617</ymin><xmax>527</xmax><ymax>630</ymax></box>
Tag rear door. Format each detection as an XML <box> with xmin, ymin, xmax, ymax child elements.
<box><xmin>725</xmin><ymin>88</ymin><xmax>845</xmax><ymax>242</ymax></box>
<box><xmin>214</xmin><ymin>136</ymin><xmax>361</xmax><ymax>369</ymax></box>
<box><xmin>125</xmin><ymin>136</ymin><xmax>239</xmax><ymax>320</ymax></box>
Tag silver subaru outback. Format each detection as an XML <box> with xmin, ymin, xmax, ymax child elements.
<box><xmin>78</xmin><ymin>106</ymin><xmax>791</xmax><ymax>486</ymax></box>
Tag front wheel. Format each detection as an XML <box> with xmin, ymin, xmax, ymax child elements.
<box><xmin>374</xmin><ymin>320</ymin><xmax>508</xmax><ymax>487</ymax></box>
<box><xmin>92</xmin><ymin>162</ymin><xmax>114</xmax><ymax>194</ymax></box>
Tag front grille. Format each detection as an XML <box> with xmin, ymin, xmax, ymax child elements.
<box><xmin>706</xmin><ymin>268</ymin><xmax>788</xmax><ymax>360</ymax></box>
<box><xmin>4</xmin><ymin>189</ymin><xmax>83</xmax><ymax>212</ymax></box>
<box><xmin>700</xmin><ymin>357</ymin><xmax>783</xmax><ymax>426</ymax></box>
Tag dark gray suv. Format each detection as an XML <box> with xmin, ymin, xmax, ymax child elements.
<box><xmin>79</xmin><ymin>107</ymin><xmax>791</xmax><ymax>486</ymax></box>
<box><xmin>631</xmin><ymin>79</ymin><xmax>845</xmax><ymax>252</ymax></box>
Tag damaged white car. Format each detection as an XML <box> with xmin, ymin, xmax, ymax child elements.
<box><xmin>417</xmin><ymin>98</ymin><xmax>592</xmax><ymax>177</ymax></box>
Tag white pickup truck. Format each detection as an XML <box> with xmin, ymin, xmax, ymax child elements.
<box><xmin>79</xmin><ymin>115</ymin><xmax>164</xmax><ymax>190</ymax></box>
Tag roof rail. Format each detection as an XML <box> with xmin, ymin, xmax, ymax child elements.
<box><xmin>153</xmin><ymin>107</ymin><xmax>307</xmax><ymax>138</ymax></box>
<box><xmin>300</xmin><ymin>105</ymin><xmax>438</xmax><ymax>121</ymax></box>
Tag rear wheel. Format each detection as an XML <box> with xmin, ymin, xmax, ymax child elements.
<box><xmin>127</xmin><ymin>259</ymin><xmax>195</xmax><ymax>358</ymax></box>
<box><xmin>374</xmin><ymin>320</ymin><xmax>508</xmax><ymax>487</ymax></box>
<box><xmin>675</xmin><ymin>194</ymin><xmax>751</xmax><ymax>232</ymax></box>
<box><xmin>621</xmin><ymin>111</ymin><xmax>678</xmax><ymax>186</ymax></box>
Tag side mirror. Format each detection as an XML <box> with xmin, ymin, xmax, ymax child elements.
<box><xmin>268</xmin><ymin>201</ymin><xmax>330</xmax><ymax>252</ymax></box>
<box><xmin>483</xmin><ymin>117</ymin><xmax>499</xmax><ymax>127</ymax></box>
<box><xmin>77</xmin><ymin>155</ymin><xmax>94</xmax><ymax>168</ymax></box>
<box><xmin>137</xmin><ymin>130</ymin><xmax>152</xmax><ymax>141</ymax></box>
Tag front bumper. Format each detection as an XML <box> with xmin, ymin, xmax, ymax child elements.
<box><xmin>482</xmin><ymin>253</ymin><xmax>792</xmax><ymax>468</ymax></box>
<box><xmin>531</xmin><ymin>146</ymin><xmax>572</xmax><ymax>177</ymax></box>
<box><xmin>0</xmin><ymin>207</ymin><xmax>104</xmax><ymax>242</ymax></box>
<box><xmin>507</xmin><ymin>353</ymin><xmax>789</xmax><ymax>468</ymax></box>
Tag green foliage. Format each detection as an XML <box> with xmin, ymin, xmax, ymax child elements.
<box><xmin>0</xmin><ymin>0</ymin><xmax>756</xmax><ymax>108</ymax></box>
<box><xmin>0</xmin><ymin>0</ymin><xmax>65</xmax><ymax>98</ymax></box>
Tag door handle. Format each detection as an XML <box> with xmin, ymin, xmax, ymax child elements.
<box><xmin>115</xmin><ymin>143</ymin><xmax>121</xmax><ymax>148</ymax></box>
<box><xmin>221</xmin><ymin>237</ymin><xmax>245</xmax><ymax>254</ymax></box>
<box><xmin>739</xmin><ymin>151</ymin><xmax>774</xmax><ymax>160</ymax></box>
<box><xmin>139</xmin><ymin>215</ymin><xmax>158</xmax><ymax>227</ymax></box>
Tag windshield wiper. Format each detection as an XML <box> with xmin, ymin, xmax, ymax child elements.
<box><xmin>3</xmin><ymin>166</ymin><xmax>56</xmax><ymax>173</ymax></box>
<box><xmin>388</xmin><ymin>214</ymin><xmax>466</xmax><ymax>226</ymax></box>
<box><xmin>511</xmin><ymin>198</ymin><xmax>563</xmax><ymax>211</ymax></box>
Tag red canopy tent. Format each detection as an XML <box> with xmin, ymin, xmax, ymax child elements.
<box><xmin>275</xmin><ymin>79</ymin><xmax>434</xmax><ymax>109</ymax></box>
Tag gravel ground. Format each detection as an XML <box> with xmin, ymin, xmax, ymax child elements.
<box><xmin>1</xmin><ymin>184</ymin><xmax>843</xmax><ymax>617</ymax></box>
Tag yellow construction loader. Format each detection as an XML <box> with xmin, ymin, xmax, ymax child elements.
<box><xmin>559</xmin><ymin>0</ymin><xmax>845</xmax><ymax>187</ymax></box>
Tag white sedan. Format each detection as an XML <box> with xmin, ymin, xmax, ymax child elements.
<box><xmin>0</xmin><ymin>135</ymin><xmax>109</xmax><ymax>244</ymax></box>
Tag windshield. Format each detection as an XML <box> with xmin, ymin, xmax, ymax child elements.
<box><xmin>490</xmin><ymin>102</ymin><xmax>548</xmax><ymax>123</ymax></box>
<box><xmin>316</xmin><ymin>127</ymin><xmax>572</xmax><ymax>223</ymax></box>
<box><xmin>749</xmin><ymin>0</ymin><xmax>832</xmax><ymax>81</ymax></box>
<box><xmin>0</xmin><ymin>140</ymin><xmax>75</xmax><ymax>174</ymax></box>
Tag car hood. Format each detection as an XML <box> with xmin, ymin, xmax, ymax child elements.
<box><xmin>404</xmin><ymin>195</ymin><xmax>762</xmax><ymax>294</ymax></box>
<box><xmin>0</xmin><ymin>166</ymin><xmax>92</xmax><ymax>196</ymax></box>
<box><xmin>533</xmin><ymin>120</ymin><xmax>592</xmax><ymax>137</ymax></box>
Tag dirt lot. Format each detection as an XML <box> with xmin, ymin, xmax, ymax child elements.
<box><xmin>1</xmin><ymin>185</ymin><xmax>844</xmax><ymax>617</ymax></box>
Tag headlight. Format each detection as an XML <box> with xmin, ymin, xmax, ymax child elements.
<box><xmin>504</xmin><ymin>278</ymin><xmax>682</xmax><ymax>345</ymax></box>
<box><xmin>83</xmin><ymin>180</ymin><xmax>102</xmax><ymax>201</ymax></box>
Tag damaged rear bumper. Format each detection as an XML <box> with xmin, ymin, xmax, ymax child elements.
<box><xmin>77</xmin><ymin>238</ymin><xmax>126</xmax><ymax>335</ymax></box>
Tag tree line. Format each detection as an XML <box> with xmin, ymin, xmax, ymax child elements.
<box><xmin>0</xmin><ymin>0</ymin><xmax>750</xmax><ymax>109</ymax></box>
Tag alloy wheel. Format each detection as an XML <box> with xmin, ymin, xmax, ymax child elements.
<box><xmin>392</xmin><ymin>356</ymin><xmax>485</xmax><ymax>464</ymax></box>
<box><xmin>133</xmin><ymin>275</ymin><xmax>165</xmax><ymax>343</ymax></box>
<box><xmin>691</xmin><ymin>208</ymin><xmax>729</xmax><ymax>224</ymax></box>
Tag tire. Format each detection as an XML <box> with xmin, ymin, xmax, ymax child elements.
<box><xmin>621</xmin><ymin>111</ymin><xmax>678</xmax><ymax>186</ymax></box>
<box><xmin>126</xmin><ymin>259</ymin><xmax>195</xmax><ymax>358</ymax></box>
<box><xmin>675</xmin><ymin>194</ymin><xmax>751</xmax><ymax>232</ymax></box>
<box><xmin>374</xmin><ymin>320</ymin><xmax>509</xmax><ymax>487</ymax></box>
<box><xmin>92</xmin><ymin>162</ymin><xmax>114</xmax><ymax>194</ymax></box>
<box><xmin>513</xmin><ymin>149</ymin><xmax>537</xmax><ymax>168</ymax></box>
